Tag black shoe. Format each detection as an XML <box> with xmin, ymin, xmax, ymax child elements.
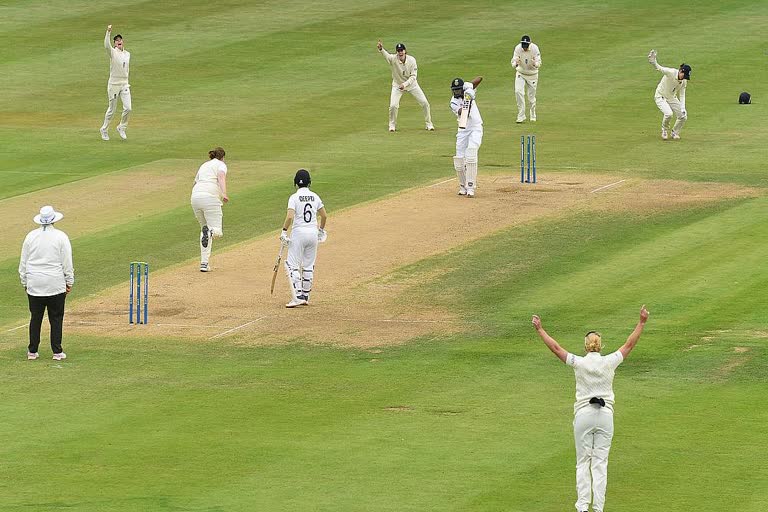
<box><xmin>201</xmin><ymin>225</ymin><xmax>209</xmax><ymax>248</ymax></box>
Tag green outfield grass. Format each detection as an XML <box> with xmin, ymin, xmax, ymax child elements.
<box><xmin>1</xmin><ymin>0</ymin><xmax>767</xmax><ymax>510</ymax></box>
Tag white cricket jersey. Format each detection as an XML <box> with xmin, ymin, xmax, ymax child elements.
<box><xmin>380</xmin><ymin>49</ymin><xmax>419</xmax><ymax>90</ymax></box>
<box><xmin>19</xmin><ymin>225</ymin><xmax>74</xmax><ymax>296</ymax></box>
<box><xmin>450</xmin><ymin>84</ymin><xmax>483</xmax><ymax>129</ymax></box>
<box><xmin>653</xmin><ymin>63</ymin><xmax>687</xmax><ymax>106</ymax></box>
<box><xmin>104</xmin><ymin>31</ymin><xmax>130</xmax><ymax>86</ymax></box>
<box><xmin>288</xmin><ymin>187</ymin><xmax>324</xmax><ymax>232</ymax></box>
<box><xmin>192</xmin><ymin>159</ymin><xmax>227</xmax><ymax>198</ymax></box>
<box><xmin>566</xmin><ymin>351</ymin><xmax>624</xmax><ymax>414</ymax></box>
<box><xmin>511</xmin><ymin>43</ymin><xmax>541</xmax><ymax>76</ymax></box>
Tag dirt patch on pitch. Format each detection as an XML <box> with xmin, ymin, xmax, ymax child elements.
<box><xmin>65</xmin><ymin>173</ymin><xmax>758</xmax><ymax>347</ymax></box>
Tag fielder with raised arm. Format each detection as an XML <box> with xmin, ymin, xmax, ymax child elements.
<box><xmin>511</xmin><ymin>35</ymin><xmax>541</xmax><ymax>123</ymax></box>
<box><xmin>280</xmin><ymin>169</ymin><xmax>327</xmax><ymax>308</ymax></box>
<box><xmin>532</xmin><ymin>305</ymin><xmax>650</xmax><ymax>512</ymax></box>
<box><xmin>450</xmin><ymin>76</ymin><xmax>483</xmax><ymax>197</ymax></box>
<box><xmin>376</xmin><ymin>40</ymin><xmax>434</xmax><ymax>132</ymax></box>
<box><xmin>648</xmin><ymin>50</ymin><xmax>691</xmax><ymax>140</ymax></box>
<box><xmin>99</xmin><ymin>25</ymin><xmax>132</xmax><ymax>141</ymax></box>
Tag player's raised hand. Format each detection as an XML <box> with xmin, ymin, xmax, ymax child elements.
<box><xmin>531</xmin><ymin>314</ymin><xmax>542</xmax><ymax>329</ymax></box>
<box><xmin>376</xmin><ymin>40</ymin><xmax>383</xmax><ymax>51</ymax></box>
<box><xmin>647</xmin><ymin>49</ymin><xmax>657</xmax><ymax>63</ymax></box>
<box><xmin>107</xmin><ymin>25</ymin><xmax>112</xmax><ymax>31</ymax></box>
<box><xmin>639</xmin><ymin>305</ymin><xmax>649</xmax><ymax>323</ymax></box>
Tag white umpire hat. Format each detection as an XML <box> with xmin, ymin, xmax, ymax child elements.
<box><xmin>33</xmin><ymin>205</ymin><xmax>64</xmax><ymax>225</ymax></box>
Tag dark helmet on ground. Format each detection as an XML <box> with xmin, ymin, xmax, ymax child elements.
<box><xmin>294</xmin><ymin>169</ymin><xmax>311</xmax><ymax>187</ymax></box>
<box><xmin>395</xmin><ymin>42</ymin><xmax>406</xmax><ymax>51</ymax></box>
<box><xmin>521</xmin><ymin>35</ymin><xmax>531</xmax><ymax>49</ymax></box>
<box><xmin>739</xmin><ymin>92</ymin><xmax>751</xmax><ymax>104</ymax></box>
<box><xmin>451</xmin><ymin>77</ymin><xmax>464</xmax><ymax>98</ymax></box>
<box><xmin>679</xmin><ymin>63</ymin><xmax>692</xmax><ymax>80</ymax></box>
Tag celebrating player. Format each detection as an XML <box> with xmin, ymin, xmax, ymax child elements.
<box><xmin>376</xmin><ymin>40</ymin><xmax>434</xmax><ymax>132</ymax></box>
<box><xmin>280</xmin><ymin>169</ymin><xmax>328</xmax><ymax>308</ymax></box>
<box><xmin>511</xmin><ymin>35</ymin><xmax>542</xmax><ymax>123</ymax></box>
<box><xmin>531</xmin><ymin>305</ymin><xmax>650</xmax><ymax>512</ymax></box>
<box><xmin>450</xmin><ymin>76</ymin><xmax>483</xmax><ymax>197</ymax></box>
<box><xmin>648</xmin><ymin>50</ymin><xmax>691</xmax><ymax>140</ymax></box>
<box><xmin>190</xmin><ymin>147</ymin><xmax>229</xmax><ymax>272</ymax></box>
<box><xmin>99</xmin><ymin>25</ymin><xmax>132</xmax><ymax>141</ymax></box>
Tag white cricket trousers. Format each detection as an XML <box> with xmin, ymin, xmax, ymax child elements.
<box><xmin>101</xmin><ymin>84</ymin><xmax>132</xmax><ymax>131</ymax></box>
<box><xmin>285</xmin><ymin>229</ymin><xmax>318</xmax><ymax>302</ymax></box>
<box><xmin>389</xmin><ymin>84</ymin><xmax>433</xmax><ymax>129</ymax></box>
<box><xmin>515</xmin><ymin>72</ymin><xmax>538</xmax><ymax>120</ymax></box>
<box><xmin>573</xmin><ymin>405</ymin><xmax>614</xmax><ymax>512</ymax></box>
<box><xmin>191</xmin><ymin>192</ymin><xmax>224</xmax><ymax>264</ymax></box>
<box><xmin>654</xmin><ymin>95</ymin><xmax>687</xmax><ymax>134</ymax></box>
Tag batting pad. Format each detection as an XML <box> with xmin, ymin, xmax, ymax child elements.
<box><xmin>300</xmin><ymin>268</ymin><xmax>313</xmax><ymax>301</ymax></box>
<box><xmin>453</xmin><ymin>156</ymin><xmax>466</xmax><ymax>186</ymax></box>
<box><xmin>465</xmin><ymin>149</ymin><xmax>478</xmax><ymax>188</ymax></box>
<box><xmin>284</xmin><ymin>263</ymin><xmax>301</xmax><ymax>301</ymax></box>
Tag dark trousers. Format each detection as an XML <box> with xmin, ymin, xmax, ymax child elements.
<box><xmin>27</xmin><ymin>292</ymin><xmax>67</xmax><ymax>354</ymax></box>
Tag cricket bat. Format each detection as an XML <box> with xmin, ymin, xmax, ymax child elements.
<box><xmin>458</xmin><ymin>94</ymin><xmax>472</xmax><ymax>129</ymax></box>
<box><xmin>270</xmin><ymin>243</ymin><xmax>285</xmax><ymax>295</ymax></box>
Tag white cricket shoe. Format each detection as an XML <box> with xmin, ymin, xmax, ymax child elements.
<box><xmin>458</xmin><ymin>185</ymin><xmax>467</xmax><ymax>196</ymax></box>
<box><xmin>200</xmin><ymin>262</ymin><xmax>210</xmax><ymax>272</ymax></box>
<box><xmin>661</xmin><ymin>129</ymin><xmax>668</xmax><ymax>140</ymax></box>
<box><xmin>285</xmin><ymin>299</ymin><xmax>307</xmax><ymax>308</ymax></box>
<box><xmin>466</xmin><ymin>189</ymin><xmax>475</xmax><ymax>198</ymax></box>
<box><xmin>100</xmin><ymin>128</ymin><xmax>109</xmax><ymax>141</ymax></box>
<box><xmin>426</xmin><ymin>124</ymin><xmax>435</xmax><ymax>131</ymax></box>
<box><xmin>671</xmin><ymin>131</ymin><xmax>680</xmax><ymax>140</ymax></box>
<box><xmin>27</xmin><ymin>352</ymin><xmax>39</xmax><ymax>360</ymax></box>
<box><xmin>117</xmin><ymin>127</ymin><xmax>127</xmax><ymax>140</ymax></box>
<box><xmin>53</xmin><ymin>352</ymin><xmax>67</xmax><ymax>361</ymax></box>
<box><xmin>516</xmin><ymin>116</ymin><xmax>526</xmax><ymax>124</ymax></box>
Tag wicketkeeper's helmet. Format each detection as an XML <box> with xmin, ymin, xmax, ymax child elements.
<box><xmin>294</xmin><ymin>169</ymin><xmax>311</xmax><ymax>187</ymax></box>
<box><xmin>451</xmin><ymin>77</ymin><xmax>464</xmax><ymax>98</ymax></box>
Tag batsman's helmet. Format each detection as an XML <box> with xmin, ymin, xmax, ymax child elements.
<box><xmin>679</xmin><ymin>63</ymin><xmax>692</xmax><ymax>80</ymax></box>
<box><xmin>739</xmin><ymin>92</ymin><xmax>751</xmax><ymax>104</ymax></box>
<box><xmin>294</xmin><ymin>169</ymin><xmax>311</xmax><ymax>187</ymax></box>
<box><xmin>451</xmin><ymin>77</ymin><xmax>464</xmax><ymax>97</ymax></box>
<box><xmin>521</xmin><ymin>35</ymin><xmax>531</xmax><ymax>48</ymax></box>
<box><xmin>395</xmin><ymin>43</ymin><xmax>406</xmax><ymax>51</ymax></box>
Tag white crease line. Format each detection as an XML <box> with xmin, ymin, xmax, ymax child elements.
<box><xmin>591</xmin><ymin>180</ymin><xmax>627</xmax><ymax>194</ymax></box>
<box><xmin>209</xmin><ymin>316</ymin><xmax>269</xmax><ymax>340</ymax></box>
<box><xmin>428</xmin><ymin>178</ymin><xmax>455</xmax><ymax>188</ymax></box>
<box><xmin>6</xmin><ymin>324</ymin><xmax>27</xmax><ymax>332</ymax></box>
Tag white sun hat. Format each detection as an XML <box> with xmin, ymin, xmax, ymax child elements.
<box><xmin>33</xmin><ymin>205</ymin><xmax>64</xmax><ymax>225</ymax></box>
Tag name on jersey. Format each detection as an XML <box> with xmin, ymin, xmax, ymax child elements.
<box><xmin>299</xmin><ymin>195</ymin><xmax>315</xmax><ymax>202</ymax></box>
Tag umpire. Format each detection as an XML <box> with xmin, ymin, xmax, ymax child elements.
<box><xmin>19</xmin><ymin>206</ymin><xmax>74</xmax><ymax>361</ymax></box>
<box><xmin>531</xmin><ymin>305</ymin><xmax>649</xmax><ymax>512</ymax></box>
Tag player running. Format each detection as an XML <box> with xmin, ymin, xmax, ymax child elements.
<box><xmin>190</xmin><ymin>147</ymin><xmax>229</xmax><ymax>272</ymax></box>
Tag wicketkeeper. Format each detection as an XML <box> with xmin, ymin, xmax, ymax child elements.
<box><xmin>648</xmin><ymin>50</ymin><xmax>691</xmax><ymax>140</ymax></box>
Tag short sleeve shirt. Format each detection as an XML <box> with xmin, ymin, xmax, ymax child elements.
<box><xmin>566</xmin><ymin>351</ymin><xmax>624</xmax><ymax>413</ymax></box>
<box><xmin>192</xmin><ymin>159</ymin><xmax>227</xmax><ymax>197</ymax></box>
<box><xmin>288</xmin><ymin>187</ymin><xmax>324</xmax><ymax>232</ymax></box>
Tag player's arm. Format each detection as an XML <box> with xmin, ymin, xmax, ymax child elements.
<box><xmin>105</xmin><ymin>25</ymin><xmax>113</xmax><ymax>56</ymax></box>
<box><xmin>619</xmin><ymin>305</ymin><xmax>649</xmax><ymax>360</ymax></box>
<box><xmin>317</xmin><ymin>207</ymin><xmax>327</xmax><ymax>229</ymax></box>
<box><xmin>534</xmin><ymin>47</ymin><xmax>542</xmax><ymax>68</ymax></box>
<box><xmin>470</xmin><ymin>76</ymin><xmax>483</xmax><ymax>90</ymax></box>
<box><xmin>532</xmin><ymin>315</ymin><xmax>568</xmax><ymax>363</ymax></box>
<box><xmin>282</xmin><ymin>209</ymin><xmax>295</xmax><ymax>232</ymax></box>
<box><xmin>679</xmin><ymin>83</ymin><xmax>687</xmax><ymax>114</ymax></box>
<box><xmin>216</xmin><ymin>171</ymin><xmax>229</xmax><ymax>203</ymax></box>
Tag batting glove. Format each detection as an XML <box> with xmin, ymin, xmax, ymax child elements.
<box><xmin>318</xmin><ymin>228</ymin><xmax>327</xmax><ymax>243</ymax></box>
<box><xmin>280</xmin><ymin>230</ymin><xmax>290</xmax><ymax>245</ymax></box>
